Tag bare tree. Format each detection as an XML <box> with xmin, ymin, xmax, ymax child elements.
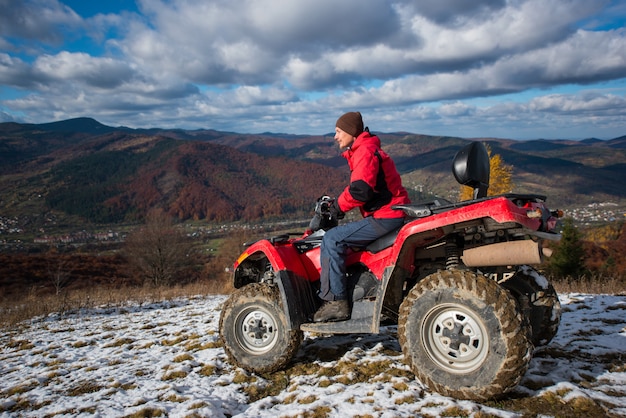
<box><xmin>125</xmin><ymin>209</ymin><xmax>195</xmax><ymax>287</ymax></box>
<box><xmin>46</xmin><ymin>249</ymin><xmax>73</xmax><ymax>295</ymax></box>
<box><xmin>201</xmin><ymin>229</ymin><xmax>252</xmax><ymax>293</ymax></box>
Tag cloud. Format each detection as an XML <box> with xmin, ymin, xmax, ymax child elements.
<box><xmin>120</xmin><ymin>0</ymin><xmax>402</xmax><ymax>87</ymax></box>
<box><xmin>0</xmin><ymin>0</ymin><xmax>81</xmax><ymax>44</ymax></box>
<box><xmin>330</xmin><ymin>27</ymin><xmax>626</xmax><ymax>108</ymax></box>
<box><xmin>0</xmin><ymin>110</ymin><xmax>18</xmax><ymax>122</ymax></box>
<box><xmin>33</xmin><ymin>52</ymin><xmax>134</xmax><ymax>88</ymax></box>
<box><xmin>529</xmin><ymin>92</ymin><xmax>626</xmax><ymax>113</ymax></box>
<box><xmin>0</xmin><ymin>54</ymin><xmax>37</xmax><ymax>88</ymax></box>
<box><xmin>229</xmin><ymin>85</ymin><xmax>297</xmax><ymax>106</ymax></box>
<box><xmin>0</xmin><ymin>0</ymin><xmax>625</xmax><ymax>138</ymax></box>
<box><xmin>413</xmin><ymin>0</ymin><xmax>507</xmax><ymax>26</ymax></box>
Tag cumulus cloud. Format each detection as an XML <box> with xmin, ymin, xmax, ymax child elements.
<box><xmin>0</xmin><ymin>0</ymin><xmax>81</xmax><ymax>44</ymax></box>
<box><xmin>0</xmin><ymin>54</ymin><xmax>37</xmax><ymax>88</ymax></box>
<box><xmin>33</xmin><ymin>52</ymin><xmax>134</xmax><ymax>88</ymax></box>
<box><xmin>413</xmin><ymin>0</ymin><xmax>507</xmax><ymax>26</ymax></box>
<box><xmin>529</xmin><ymin>92</ymin><xmax>626</xmax><ymax>113</ymax></box>
<box><xmin>0</xmin><ymin>0</ymin><xmax>625</xmax><ymax>138</ymax></box>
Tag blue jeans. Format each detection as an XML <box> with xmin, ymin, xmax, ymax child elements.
<box><xmin>318</xmin><ymin>216</ymin><xmax>405</xmax><ymax>301</ymax></box>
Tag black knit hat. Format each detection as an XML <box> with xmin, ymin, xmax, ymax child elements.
<box><xmin>336</xmin><ymin>111</ymin><xmax>364</xmax><ymax>137</ymax></box>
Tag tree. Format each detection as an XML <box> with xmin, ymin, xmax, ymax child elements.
<box><xmin>546</xmin><ymin>217</ymin><xmax>587</xmax><ymax>279</ymax></box>
<box><xmin>46</xmin><ymin>248</ymin><xmax>73</xmax><ymax>295</ymax></box>
<box><xmin>125</xmin><ymin>209</ymin><xmax>195</xmax><ymax>286</ymax></box>
<box><xmin>459</xmin><ymin>144</ymin><xmax>514</xmax><ymax>200</ymax></box>
<box><xmin>201</xmin><ymin>229</ymin><xmax>253</xmax><ymax>293</ymax></box>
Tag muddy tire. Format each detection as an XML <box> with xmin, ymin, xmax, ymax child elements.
<box><xmin>398</xmin><ymin>269</ymin><xmax>532</xmax><ymax>401</ymax></box>
<box><xmin>501</xmin><ymin>265</ymin><xmax>561</xmax><ymax>346</ymax></box>
<box><xmin>219</xmin><ymin>283</ymin><xmax>303</xmax><ymax>374</ymax></box>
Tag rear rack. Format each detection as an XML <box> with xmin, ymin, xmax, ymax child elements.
<box><xmin>393</xmin><ymin>194</ymin><xmax>547</xmax><ymax>219</ymax></box>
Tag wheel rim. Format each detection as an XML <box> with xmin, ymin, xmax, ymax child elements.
<box><xmin>235</xmin><ymin>307</ymin><xmax>279</xmax><ymax>355</ymax></box>
<box><xmin>421</xmin><ymin>303</ymin><xmax>489</xmax><ymax>374</ymax></box>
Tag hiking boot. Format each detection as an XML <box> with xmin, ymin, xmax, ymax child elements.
<box><xmin>313</xmin><ymin>300</ymin><xmax>350</xmax><ymax>322</ymax></box>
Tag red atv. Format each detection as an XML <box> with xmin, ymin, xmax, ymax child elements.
<box><xmin>219</xmin><ymin>141</ymin><xmax>562</xmax><ymax>401</ymax></box>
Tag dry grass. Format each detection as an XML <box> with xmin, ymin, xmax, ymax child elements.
<box><xmin>2</xmin><ymin>270</ymin><xmax>623</xmax><ymax>330</ymax></box>
<box><xmin>0</xmin><ymin>279</ymin><xmax>232</xmax><ymax>329</ymax></box>
<box><xmin>551</xmin><ymin>274</ymin><xmax>626</xmax><ymax>295</ymax></box>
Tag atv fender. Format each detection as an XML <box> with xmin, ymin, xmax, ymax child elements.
<box><xmin>234</xmin><ymin>238</ymin><xmax>317</xmax><ymax>288</ymax></box>
<box><xmin>274</xmin><ymin>269</ymin><xmax>319</xmax><ymax>329</ymax></box>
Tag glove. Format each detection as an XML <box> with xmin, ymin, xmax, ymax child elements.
<box><xmin>309</xmin><ymin>196</ymin><xmax>340</xmax><ymax>231</ymax></box>
<box><xmin>315</xmin><ymin>195</ymin><xmax>333</xmax><ymax>216</ymax></box>
<box><xmin>330</xmin><ymin>199</ymin><xmax>345</xmax><ymax>220</ymax></box>
<box><xmin>308</xmin><ymin>213</ymin><xmax>323</xmax><ymax>232</ymax></box>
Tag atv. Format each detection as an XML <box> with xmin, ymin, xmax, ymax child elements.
<box><xmin>219</xmin><ymin>141</ymin><xmax>562</xmax><ymax>401</ymax></box>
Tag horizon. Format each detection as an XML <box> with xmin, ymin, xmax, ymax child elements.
<box><xmin>6</xmin><ymin>115</ymin><xmax>624</xmax><ymax>142</ymax></box>
<box><xmin>1</xmin><ymin>0</ymin><xmax>625</xmax><ymax>140</ymax></box>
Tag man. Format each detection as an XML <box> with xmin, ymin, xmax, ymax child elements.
<box><xmin>314</xmin><ymin>111</ymin><xmax>410</xmax><ymax>322</ymax></box>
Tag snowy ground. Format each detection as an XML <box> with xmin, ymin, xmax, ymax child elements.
<box><xmin>1</xmin><ymin>293</ymin><xmax>625</xmax><ymax>417</ymax></box>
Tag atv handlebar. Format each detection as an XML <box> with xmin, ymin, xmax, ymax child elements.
<box><xmin>308</xmin><ymin>195</ymin><xmax>339</xmax><ymax>233</ymax></box>
<box><xmin>315</xmin><ymin>195</ymin><xmax>334</xmax><ymax>216</ymax></box>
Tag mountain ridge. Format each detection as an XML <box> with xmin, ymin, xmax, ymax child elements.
<box><xmin>1</xmin><ymin>118</ymin><xmax>624</xmax><ymax>226</ymax></box>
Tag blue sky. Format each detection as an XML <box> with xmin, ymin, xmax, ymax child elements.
<box><xmin>1</xmin><ymin>0</ymin><xmax>625</xmax><ymax>139</ymax></box>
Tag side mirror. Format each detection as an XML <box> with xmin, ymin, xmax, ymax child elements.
<box><xmin>452</xmin><ymin>142</ymin><xmax>490</xmax><ymax>199</ymax></box>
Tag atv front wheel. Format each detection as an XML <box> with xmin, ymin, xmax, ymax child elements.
<box><xmin>219</xmin><ymin>283</ymin><xmax>303</xmax><ymax>373</ymax></box>
<box><xmin>501</xmin><ymin>265</ymin><xmax>561</xmax><ymax>346</ymax></box>
<box><xmin>398</xmin><ymin>269</ymin><xmax>532</xmax><ymax>401</ymax></box>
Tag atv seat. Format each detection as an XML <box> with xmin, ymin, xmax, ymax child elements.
<box><xmin>365</xmin><ymin>227</ymin><xmax>401</xmax><ymax>253</ymax></box>
<box><xmin>365</xmin><ymin>199</ymin><xmax>454</xmax><ymax>253</ymax></box>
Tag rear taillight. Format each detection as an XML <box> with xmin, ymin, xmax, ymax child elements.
<box><xmin>527</xmin><ymin>206</ymin><xmax>562</xmax><ymax>232</ymax></box>
<box><xmin>551</xmin><ymin>209</ymin><xmax>564</xmax><ymax>218</ymax></box>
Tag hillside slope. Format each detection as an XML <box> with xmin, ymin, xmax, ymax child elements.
<box><xmin>0</xmin><ymin>121</ymin><xmax>347</xmax><ymax>224</ymax></box>
<box><xmin>1</xmin><ymin>118</ymin><xmax>624</xmax><ymax>226</ymax></box>
<box><xmin>192</xmin><ymin>128</ymin><xmax>626</xmax><ymax>206</ymax></box>
<box><xmin>1</xmin><ymin>294</ymin><xmax>625</xmax><ymax>417</ymax></box>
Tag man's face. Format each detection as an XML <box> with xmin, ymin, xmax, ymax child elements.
<box><xmin>334</xmin><ymin>127</ymin><xmax>354</xmax><ymax>149</ymax></box>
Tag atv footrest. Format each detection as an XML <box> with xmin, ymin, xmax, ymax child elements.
<box><xmin>300</xmin><ymin>299</ymin><xmax>378</xmax><ymax>334</ymax></box>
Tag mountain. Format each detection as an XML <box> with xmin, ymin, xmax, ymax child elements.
<box><xmin>1</xmin><ymin>118</ymin><xmax>624</xmax><ymax>227</ymax></box>
<box><xmin>0</xmin><ymin>119</ymin><xmax>348</xmax><ymax>224</ymax></box>
<box><xmin>36</xmin><ymin>117</ymin><xmax>119</xmax><ymax>134</ymax></box>
<box><xmin>606</xmin><ymin>135</ymin><xmax>626</xmax><ymax>149</ymax></box>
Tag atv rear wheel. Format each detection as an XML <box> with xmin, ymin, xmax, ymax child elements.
<box><xmin>219</xmin><ymin>283</ymin><xmax>303</xmax><ymax>374</ymax></box>
<box><xmin>398</xmin><ymin>269</ymin><xmax>532</xmax><ymax>401</ymax></box>
<box><xmin>501</xmin><ymin>265</ymin><xmax>561</xmax><ymax>346</ymax></box>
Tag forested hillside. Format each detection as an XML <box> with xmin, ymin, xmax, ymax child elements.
<box><xmin>1</xmin><ymin>118</ymin><xmax>624</xmax><ymax>226</ymax></box>
<box><xmin>0</xmin><ymin>120</ymin><xmax>348</xmax><ymax>224</ymax></box>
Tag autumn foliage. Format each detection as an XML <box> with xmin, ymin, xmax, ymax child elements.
<box><xmin>60</xmin><ymin>140</ymin><xmax>350</xmax><ymax>223</ymax></box>
<box><xmin>581</xmin><ymin>222</ymin><xmax>626</xmax><ymax>278</ymax></box>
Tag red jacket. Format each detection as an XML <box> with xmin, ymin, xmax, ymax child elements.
<box><xmin>337</xmin><ymin>131</ymin><xmax>410</xmax><ymax>219</ymax></box>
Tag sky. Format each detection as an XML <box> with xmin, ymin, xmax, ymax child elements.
<box><xmin>0</xmin><ymin>0</ymin><xmax>625</xmax><ymax>139</ymax></box>
<box><xmin>1</xmin><ymin>293</ymin><xmax>625</xmax><ymax>416</ymax></box>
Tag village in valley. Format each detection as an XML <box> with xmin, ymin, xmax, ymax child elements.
<box><xmin>1</xmin><ymin>201</ymin><xmax>625</xmax><ymax>251</ymax></box>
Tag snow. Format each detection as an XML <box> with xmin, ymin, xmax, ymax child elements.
<box><xmin>1</xmin><ymin>293</ymin><xmax>625</xmax><ymax>417</ymax></box>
